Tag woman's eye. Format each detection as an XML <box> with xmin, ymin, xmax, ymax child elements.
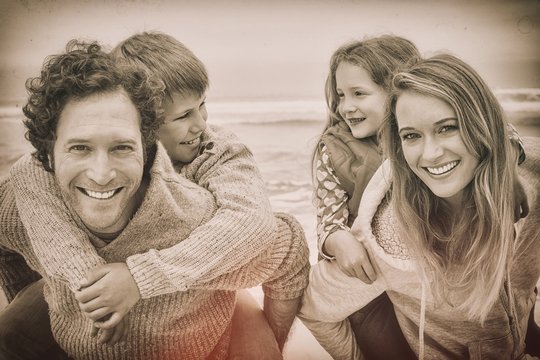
<box><xmin>354</xmin><ymin>91</ymin><xmax>364</xmax><ymax>96</ymax></box>
<box><xmin>337</xmin><ymin>92</ymin><xmax>344</xmax><ymax>98</ymax></box>
<box><xmin>200</xmin><ymin>100</ymin><xmax>206</xmax><ymax>108</ymax></box>
<box><xmin>401</xmin><ymin>133</ymin><xmax>420</xmax><ymax>141</ymax></box>
<box><xmin>439</xmin><ymin>125</ymin><xmax>458</xmax><ymax>134</ymax></box>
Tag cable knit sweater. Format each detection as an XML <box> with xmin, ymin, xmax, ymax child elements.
<box><xmin>8</xmin><ymin>125</ymin><xmax>278</xmax><ymax>296</ymax></box>
<box><xmin>0</xmin><ymin>139</ymin><xmax>310</xmax><ymax>359</ymax></box>
<box><xmin>300</xmin><ymin>137</ymin><xmax>540</xmax><ymax>359</ymax></box>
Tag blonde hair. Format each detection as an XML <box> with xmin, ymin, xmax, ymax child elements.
<box><xmin>381</xmin><ymin>54</ymin><xmax>516</xmax><ymax>322</ymax></box>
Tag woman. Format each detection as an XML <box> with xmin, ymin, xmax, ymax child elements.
<box><xmin>299</xmin><ymin>53</ymin><xmax>540</xmax><ymax>359</ymax></box>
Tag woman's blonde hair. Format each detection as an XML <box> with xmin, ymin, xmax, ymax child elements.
<box><xmin>381</xmin><ymin>54</ymin><xmax>516</xmax><ymax>322</ymax></box>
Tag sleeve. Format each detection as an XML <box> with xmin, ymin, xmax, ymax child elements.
<box><xmin>507</xmin><ymin>123</ymin><xmax>526</xmax><ymax>165</ymax></box>
<box><xmin>0</xmin><ymin>246</ymin><xmax>40</xmax><ymax>303</ymax></box>
<box><xmin>313</xmin><ymin>143</ymin><xmax>351</xmax><ymax>260</ymax></box>
<box><xmin>9</xmin><ymin>155</ymin><xmax>106</xmax><ymax>291</ymax></box>
<box><xmin>182</xmin><ymin>212</ymin><xmax>310</xmax><ymax>300</ymax></box>
<box><xmin>0</xmin><ymin>178</ymin><xmax>42</xmax><ymax>302</ymax></box>
<box><xmin>126</xmin><ymin>133</ymin><xmax>278</xmax><ymax>299</ymax></box>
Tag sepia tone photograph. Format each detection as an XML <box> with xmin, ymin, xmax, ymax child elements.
<box><xmin>0</xmin><ymin>0</ymin><xmax>539</xmax><ymax>359</ymax></box>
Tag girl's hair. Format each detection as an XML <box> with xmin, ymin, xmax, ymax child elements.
<box><xmin>311</xmin><ymin>35</ymin><xmax>420</xmax><ymax>179</ymax></box>
<box><xmin>324</xmin><ymin>35</ymin><xmax>421</xmax><ymax>131</ymax></box>
<box><xmin>381</xmin><ymin>53</ymin><xmax>516</xmax><ymax>322</ymax></box>
<box><xmin>111</xmin><ymin>31</ymin><xmax>209</xmax><ymax>100</ymax></box>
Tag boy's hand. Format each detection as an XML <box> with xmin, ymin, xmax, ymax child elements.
<box><xmin>91</xmin><ymin>316</ymin><xmax>129</xmax><ymax>345</ymax></box>
<box><xmin>324</xmin><ymin>230</ymin><xmax>377</xmax><ymax>284</ymax></box>
<box><xmin>75</xmin><ymin>263</ymin><xmax>141</xmax><ymax>329</ymax></box>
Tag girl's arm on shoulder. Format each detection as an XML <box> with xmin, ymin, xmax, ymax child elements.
<box><xmin>9</xmin><ymin>154</ymin><xmax>105</xmax><ymax>291</ymax></box>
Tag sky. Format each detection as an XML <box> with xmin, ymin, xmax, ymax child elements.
<box><xmin>0</xmin><ymin>0</ymin><xmax>539</xmax><ymax>103</ymax></box>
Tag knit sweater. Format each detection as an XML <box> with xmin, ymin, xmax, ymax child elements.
<box><xmin>0</xmin><ymin>141</ymin><xmax>310</xmax><ymax>359</ymax></box>
<box><xmin>8</xmin><ymin>125</ymin><xmax>277</xmax><ymax>297</ymax></box>
<box><xmin>301</xmin><ymin>137</ymin><xmax>540</xmax><ymax>359</ymax></box>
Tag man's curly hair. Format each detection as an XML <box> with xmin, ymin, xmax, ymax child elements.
<box><xmin>23</xmin><ymin>39</ymin><xmax>166</xmax><ymax>172</ymax></box>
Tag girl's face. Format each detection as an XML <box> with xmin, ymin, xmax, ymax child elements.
<box><xmin>335</xmin><ymin>62</ymin><xmax>387</xmax><ymax>139</ymax></box>
<box><xmin>396</xmin><ymin>91</ymin><xmax>480</xmax><ymax>210</ymax></box>
<box><xmin>159</xmin><ymin>92</ymin><xmax>208</xmax><ymax>163</ymax></box>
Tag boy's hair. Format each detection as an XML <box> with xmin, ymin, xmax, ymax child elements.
<box><xmin>23</xmin><ymin>40</ymin><xmax>165</xmax><ymax>172</ymax></box>
<box><xmin>324</xmin><ymin>35</ymin><xmax>421</xmax><ymax>130</ymax></box>
<box><xmin>381</xmin><ymin>53</ymin><xmax>515</xmax><ymax>322</ymax></box>
<box><xmin>111</xmin><ymin>31</ymin><xmax>209</xmax><ymax>99</ymax></box>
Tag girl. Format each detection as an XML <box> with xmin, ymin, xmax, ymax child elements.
<box><xmin>301</xmin><ymin>53</ymin><xmax>540</xmax><ymax>359</ymax></box>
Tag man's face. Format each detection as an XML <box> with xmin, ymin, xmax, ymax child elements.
<box><xmin>52</xmin><ymin>90</ymin><xmax>145</xmax><ymax>236</ymax></box>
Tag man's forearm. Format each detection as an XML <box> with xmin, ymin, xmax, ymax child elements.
<box><xmin>263</xmin><ymin>296</ymin><xmax>301</xmax><ymax>352</ymax></box>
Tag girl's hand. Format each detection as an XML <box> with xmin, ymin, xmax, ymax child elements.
<box><xmin>324</xmin><ymin>230</ymin><xmax>377</xmax><ymax>284</ymax></box>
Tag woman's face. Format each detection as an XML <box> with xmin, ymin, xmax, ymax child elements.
<box><xmin>395</xmin><ymin>91</ymin><xmax>479</xmax><ymax>209</ymax></box>
<box><xmin>335</xmin><ymin>62</ymin><xmax>387</xmax><ymax>139</ymax></box>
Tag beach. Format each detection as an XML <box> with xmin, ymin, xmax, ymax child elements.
<box><xmin>0</xmin><ymin>93</ymin><xmax>539</xmax><ymax>359</ymax></box>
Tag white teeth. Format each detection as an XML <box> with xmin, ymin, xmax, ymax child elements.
<box><xmin>84</xmin><ymin>189</ymin><xmax>116</xmax><ymax>200</ymax></box>
<box><xmin>426</xmin><ymin>161</ymin><xmax>458</xmax><ymax>175</ymax></box>
<box><xmin>348</xmin><ymin>118</ymin><xmax>365</xmax><ymax>124</ymax></box>
<box><xmin>181</xmin><ymin>137</ymin><xmax>199</xmax><ymax>145</ymax></box>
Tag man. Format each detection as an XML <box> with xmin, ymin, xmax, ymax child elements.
<box><xmin>0</xmin><ymin>40</ymin><xmax>309</xmax><ymax>359</ymax></box>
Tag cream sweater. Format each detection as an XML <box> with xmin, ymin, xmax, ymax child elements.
<box><xmin>0</xmin><ymin>135</ymin><xmax>310</xmax><ymax>359</ymax></box>
<box><xmin>301</xmin><ymin>137</ymin><xmax>540</xmax><ymax>359</ymax></box>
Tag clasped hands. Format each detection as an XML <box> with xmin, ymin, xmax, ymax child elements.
<box><xmin>74</xmin><ymin>263</ymin><xmax>141</xmax><ymax>345</ymax></box>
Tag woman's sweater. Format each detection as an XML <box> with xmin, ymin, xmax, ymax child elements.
<box><xmin>301</xmin><ymin>137</ymin><xmax>540</xmax><ymax>359</ymax></box>
<box><xmin>0</xmin><ymin>142</ymin><xmax>310</xmax><ymax>359</ymax></box>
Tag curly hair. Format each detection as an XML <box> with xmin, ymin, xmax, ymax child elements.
<box><xmin>23</xmin><ymin>39</ymin><xmax>166</xmax><ymax>172</ymax></box>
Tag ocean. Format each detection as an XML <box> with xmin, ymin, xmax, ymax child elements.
<box><xmin>1</xmin><ymin>89</ymin><xmax>540</xmax><ymax>263</ymax></box>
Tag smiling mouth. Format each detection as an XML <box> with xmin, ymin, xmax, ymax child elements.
<box><xmin>77</xmin><ymin>187</ymin><xmax>122</xmax><ymax>200</ymax></box>
<box><xmin>425</xmin><ymin>161</ymin><xmax>459</xmax><ymax>175</ymax></box>
<box><xmin>180</xmin><ymin>136</ymin><xmax>201</xmax><ymax>146</ymax></box>
<box><xmin>347</xmin><ymin>117</ymin><xmax>366</xmax><ymax>125</ymax></box>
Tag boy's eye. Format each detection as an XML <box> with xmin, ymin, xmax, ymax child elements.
<box><xmin>173</xmin><ymin>112</ymin><xmax>190</xmax><ymax>121</ymax></box>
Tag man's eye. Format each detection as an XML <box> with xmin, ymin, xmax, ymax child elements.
<box><xmin>69</xmin><ymin>145</ymin><xmax>89</xmax><ymax>152</ymax></box>
<box><xmin>114</xmin><ymin>145</ymin><xmax>134</xmax><ymax>153</ymax></box>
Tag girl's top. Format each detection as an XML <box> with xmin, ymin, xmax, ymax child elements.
<box><xmin>314</xmin><ymin>121</ymin><xmax>526</xmax><ymax>260</ymax></box>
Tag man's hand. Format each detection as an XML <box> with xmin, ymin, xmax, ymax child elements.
<box><xmin>75</xmin><ymin>263</ymin><xmax>140</xmax><ymax>329</ymax></box>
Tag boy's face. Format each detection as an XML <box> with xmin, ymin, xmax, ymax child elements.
<box><xmin>158</xmin><ymin>92</ymin><xmax>208</xmax><ymax>163</ymax></box>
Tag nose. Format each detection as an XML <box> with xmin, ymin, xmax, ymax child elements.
<box><xmin>340</xmin><ymin>96</ymin><xmax>356</xmax><ymax>115</ymax></box>
<box><xmin>422</xmin><ymin>136</ymin><xmax>444</xmax><ymax>162</ymax></box>
<box><xmin>190</xmin><ymin>110</ymin><xmax>207</xmax><ymax>133</ymax></box>
<box><xmin>86</xmin><ymin>151</ymin><xmax>116</xmax><ymax>185</ymax></box>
